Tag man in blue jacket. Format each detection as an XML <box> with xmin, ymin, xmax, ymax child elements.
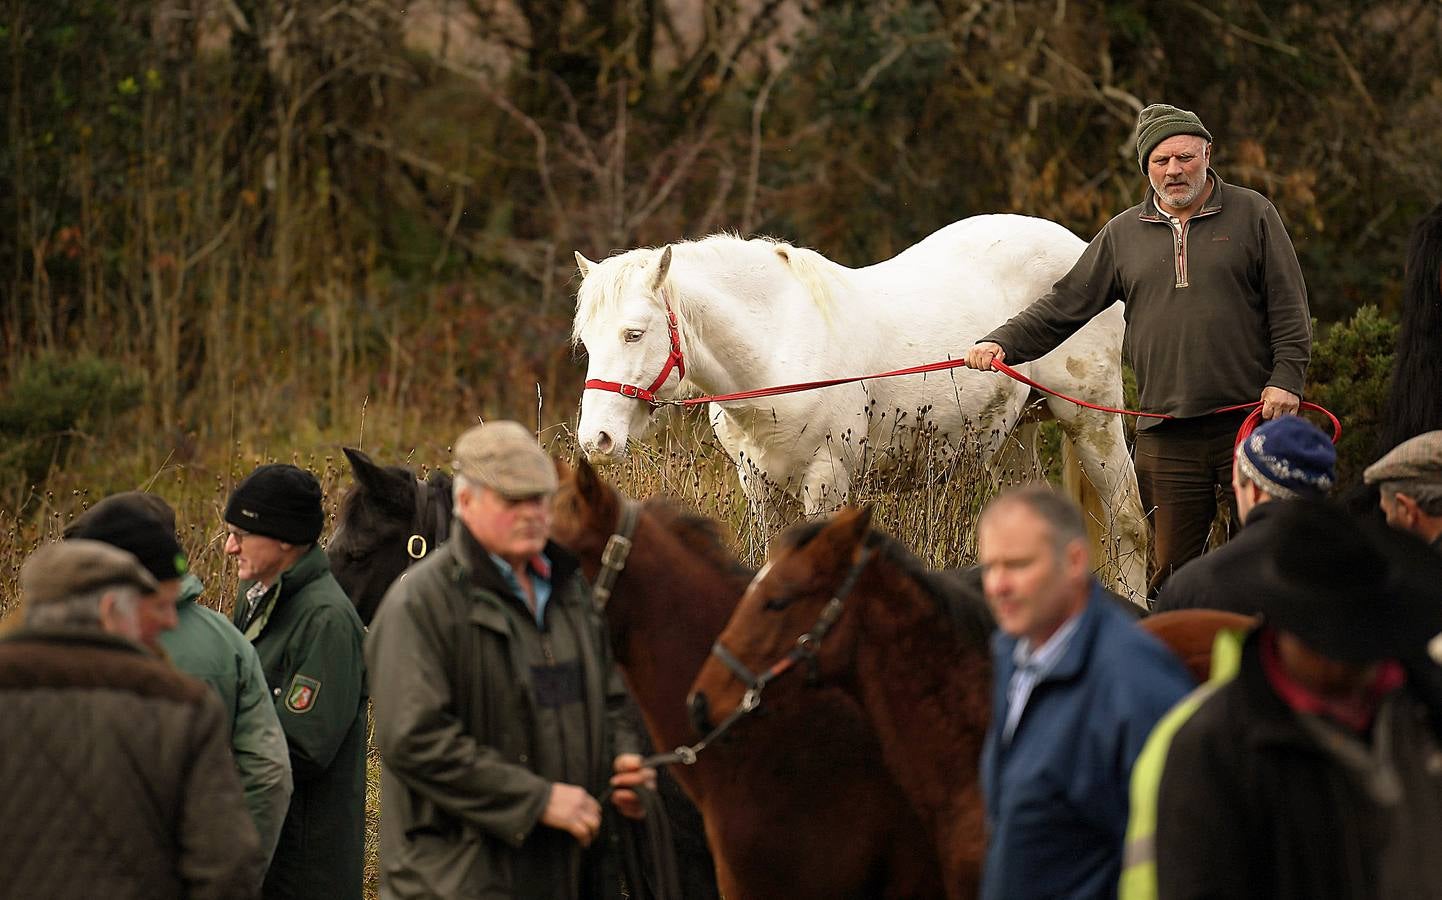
<box><xmin>977</xmin><ymin>485</ymin><xmax>1193</xmax><ymax>900</ymax></box>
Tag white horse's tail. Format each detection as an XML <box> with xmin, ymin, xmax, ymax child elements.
<box><xmin>1062</xmin><ymin>434</ymin><xmax>1149</xmax><ymax>605</ymax></box>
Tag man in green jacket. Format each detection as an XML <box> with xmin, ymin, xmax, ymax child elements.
<box><xmin>965</xmin><ymin>103</ymin><xmax>1312</xmax><ymax>598</ymax></box>
<box><xmin>68</xmin><ymin>492</ymin><xmax>294</xmax><ymax>870</ymax></box>
<box><xmin>367</xmin><ymin>421</ymin><xmax>650</xmax><ymax>899</ymax></box>
<box><xmin>226</xmin><ymin>463</ymin><xmax>368</xmax><ymax>900</ymax></box>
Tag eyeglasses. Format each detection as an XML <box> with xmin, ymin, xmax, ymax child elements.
<box><xmin>226</xmin><ymin>527</ymin><xmax>253</xmax><ymax>545</ymax></box>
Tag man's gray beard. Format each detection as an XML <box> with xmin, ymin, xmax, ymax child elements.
<box><xmin>1151</xmin><ymin>176</ymin><xmax>1204</xmax><ymax>212</ymax></box>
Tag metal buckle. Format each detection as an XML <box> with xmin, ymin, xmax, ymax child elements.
<box><xmin>407</xmin><ymin>535</ymin><xmax>428</xmax><ymax>560</ymax></box>
<box><xmin>601</xmin><ymin>533</ymin><xmax>633</xmax><ymax>569</ymax></box>
<box><xmin>619</xmin><ymin>383</ymin><xmax>640</xmax><ymax>398</ymax></box>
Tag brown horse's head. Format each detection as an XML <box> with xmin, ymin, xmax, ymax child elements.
<box><xmin>549</xmin><ymin>456</ymin><xmax>622</xmax><ymax>572</ymax></box>
<box><xmin>687</xmin><ymin>505</ymin><xmax>876</xmax><ymax>734</ymax></box>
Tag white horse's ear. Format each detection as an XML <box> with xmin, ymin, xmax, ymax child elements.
<box><xmin>651</xmin><ymin>245</ymin><xmax>673</xmax><ymax>291</ymax></box>
<box><xmin>774</xmin><ymin>244</ymin><xmax>792</xmax><ymax>264</ymax></box>
<box><xmin>575</xmin><ymin>251</ymin><xmax>595</xmax><ymax>278</ymax></box>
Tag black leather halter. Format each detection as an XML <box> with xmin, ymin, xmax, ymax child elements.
<box><xmin>592</xmin><ymin>499</ymin><xmax>639</xmax><ymax>612</ymax></box>
<box><xmin>406</xmin><ymin>476</ymin><xmax>450</xmax><ymax>565</ymax></box>
<box><xmin>708</xmin><ymin>544</ymin><xmax>873</xmax><ymax>710</ymax></box>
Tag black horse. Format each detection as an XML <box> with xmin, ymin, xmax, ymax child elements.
<box><xmin>326</xmin><ymin>447</ymin><xmax>720</xmax><ymax>900</ymax></box>
<box><xmin>327</xmin><ymin>447</ymin><xmax>454</xmax><ymax>626</ymax></box>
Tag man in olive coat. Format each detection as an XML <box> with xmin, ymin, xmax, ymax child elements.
<box><xmin>367</xmin><ymin>421</ymin><xmax>650</xmax><ymax>899</ymax></box>
<box><xmin>226</xmin><ymin>464</ymin><xmax>368</xmax><ymax>900</ymax></box>
<box><xmin>67</xmin><ymin>491</ymin><xmax>294</xmax><ymax>869</ymax></box>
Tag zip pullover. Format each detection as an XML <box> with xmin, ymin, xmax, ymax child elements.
<box><xmin>983</xmin><ymin>171</ymin><xmax>1311</xmax><ymax>428</ymax></box>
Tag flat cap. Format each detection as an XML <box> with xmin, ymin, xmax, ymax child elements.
<box><xmin>22</xmin><ymin>539</ymin><xmax>158</xmax><ymax>607</ymax></box>
<box><xmin>1363</xmin><ymin>430</ymin><xmax>1442</xmax><ymax>485</ymax></box>
<box><xmin>453</xmin><ymin>421</ymin><xmax>558</xmax><ymax>498</ymax></box>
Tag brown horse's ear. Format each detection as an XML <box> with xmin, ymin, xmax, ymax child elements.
<box><xmin>343</xmin><ymin>447</ymin><xmax>390</xmax><ymax>494</ymax></box>
<box><xmin>809</xmin><ymin>505</ymin><xmax>872</xmax><ymax>569</ymax></box>
<box><xmin>573</xmin><ymin>456</ymin><xmax>612</xmax><ymax>512</ymax></box>
<box><xmin>553</xmin><ymin>457</ymin><xmax>572</xmax><ymax>482</ymax></box>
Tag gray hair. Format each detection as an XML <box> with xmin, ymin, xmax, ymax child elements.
<box><xmin>26</xmin><ymin>584</ymin><xmax>141</xmax><ymax>631</ymax></box>
<box><xmin>1381</xmin><ymin>480</ymin><xmax>1442</xmax><ymax>517</ymax></box>
<box><xmin>452</xmin><ymin>473</ymin><xmax>477</xmax><ymax>517</ymax></box>
<box><xmin>981</xmin><ymin>483</ymin><xmax>1089</xmax><ymax>560</ymax></box>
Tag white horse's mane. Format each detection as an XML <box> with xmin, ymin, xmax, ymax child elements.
<box><xmin>571</xmin><ymin>233</ymin><xmax>840</xmax><ymax>345</ymax></box>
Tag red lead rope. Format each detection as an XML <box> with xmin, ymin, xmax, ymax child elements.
<box><xmin>585</xmin><ymin>349</ymin><xmax>1341</xmax><ymax>446</ymax></box>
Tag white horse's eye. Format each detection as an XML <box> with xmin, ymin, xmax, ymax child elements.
<box><xmin>624</xmin><ymin>329</ymin><xmax>646</xmax><ymax>343</ymax></box>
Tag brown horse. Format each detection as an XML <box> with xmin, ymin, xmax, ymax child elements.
<box><xmin>687</xmin><ymin>507</ymin><xmax>1252</xmax><ymax>899</ymax></box>
<box><xmin>553</xmin><ymin>460</ymin><xmax>945</xmax><ymax>898</ymax></box>
<box><xmin>688</xmin><ymin>506</ymin><xmax>993</xmax><ymax>899</ymax></box>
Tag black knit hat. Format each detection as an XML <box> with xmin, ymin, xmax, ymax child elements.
<box><xmin>65</xmin><ymin>492</ymin><xmax>188</xmax><ymax>582</ymax></box>
<box><xmin>225</xmin><ymin>464</ymin><xmax>324</xmax><ymax>545</ymax></box>
<box><xmin>1215</xmin><ymin>499</ymin><xmax>1442</xmax><ymax>662</ymax></box>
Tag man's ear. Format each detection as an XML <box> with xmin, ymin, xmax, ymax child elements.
<box><xmin>1396</xmin><ymin>492</ymin><xmax>1423</xmax><ymax>528</ymax></box>
<box><xmin>1065</xmin><ymin>537</ymin><xmax>1090</xmax><ymax>579</ymax></box>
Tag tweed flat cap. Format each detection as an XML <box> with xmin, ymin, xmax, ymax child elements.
<box><xmin>453</xmin><ymin>421</ymin><xmax>558</xmax><ymax>498</ymax></box>
<box><xmin>22</xmin><ymin>539</ymin><xmax>158</xmax><ymax>607</ymax></box>
<box><xmin>1135</xmin><ymin>103</ymin><xmax>1213</xmax><ymax>173</ymax></box>
<box><xmin>1364</xmin><ymin>430</ymin><xmax>1442</xmax><ymax>485</ymax></box>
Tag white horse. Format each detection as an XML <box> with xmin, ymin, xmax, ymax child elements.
<box><xmin>572</xmin><ymin>215</ymin><xmax>1148</xmax><ymax>600</ymax></box>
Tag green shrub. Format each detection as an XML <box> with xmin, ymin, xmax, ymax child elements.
<box><xmin>1304</xmin><ymin>306</ymin><xmax>1398</xmax><ymax>488</ymax></box>
<box><xmin>0</xmin><ymin>352</ymin><xmax>142</xmax><ymax>510</ymax></box>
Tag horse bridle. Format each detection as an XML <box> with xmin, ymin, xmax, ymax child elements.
<box><xmin>405</xmin><ymin>476</ymin><xmax>451</xmax><ymax>566</ymax></box>
<box><xmin>582</xmin><ymin>299</ymin><xmax>686</xmax><ymax>407</ymax></box>
<box><xmin>707</xmin><ymin>544</ymin><xmax>874</xmax><ymax>721</ymax></box>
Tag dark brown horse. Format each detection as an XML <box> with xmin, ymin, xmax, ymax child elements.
<box><xmin>552</xmin><ymin>460</ymin><xmax>944</xmax><ymax>898</ymax></box>
<box><xmin>688</xmin><ymin>506</ymin><xmax>992</xmax><ymax>899</ymax></box>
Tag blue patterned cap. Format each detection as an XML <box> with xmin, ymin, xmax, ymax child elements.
<box><xmin>1235</xmin><ymin>415</ymin><xmax>1336</xmax><ymax>500</ymax></box>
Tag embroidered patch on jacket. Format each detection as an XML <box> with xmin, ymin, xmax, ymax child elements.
<box><xmin>285</xmin><ymin>675</ymin><xmax>322</xmax><ymax>713</ymax></box>
<box><xmin>1211</xmin><ymin>234</ymin><xmax>1231</xmax><ymax>241</ymax></box>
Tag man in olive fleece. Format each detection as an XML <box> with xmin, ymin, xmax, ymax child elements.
<box><xmin>225</xmin><ymin>463</ymin><xmax>368</xmax><ymax>900</ymax></box>
<box><xmin>367</xmin><ymin>421</ymin><xmax>651</xmax><ymax>899</ymax></box>
<box><xmin>965</xmin><ymin>103</ymin><xmax>1311</xmax><ymax>597</ymax></box>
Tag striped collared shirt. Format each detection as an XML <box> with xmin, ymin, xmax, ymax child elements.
<box><xmin>1003</xmin><ymin>613</ymin><xmax>1084</xmax><ymax>744</ymax></box>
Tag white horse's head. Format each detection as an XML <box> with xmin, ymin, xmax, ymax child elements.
<box><xmin>573</xmin><ymin>245</ymin><xmax>680</xmax><ymax>464</ymax></box>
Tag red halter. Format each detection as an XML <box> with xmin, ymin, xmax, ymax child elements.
<box><xmin>583</xmin><ymin>300</ymin><xmax>686</xmax><ymax>404</ymax></box>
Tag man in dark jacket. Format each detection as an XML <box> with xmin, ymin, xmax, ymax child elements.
<box><xmin>977</xmin><ymin>485</ymin><xmax>1193</xmax><ymax>900</ymax></box>
<box><xmin>0</xmin><ymin>539</ymin><xmax>263</xmax><ymax>899</ymax></box>
<box><xmin>1122</xmin><ymin>500</ymin><xmax>1442</xmax><ymax>900</ymax></box>
<box><xmin>225</xmin><ymin>464</ymin><xmax>368</xmax><ymax>900</ymax></box>
<box><xmin>367</xmin><ymin>420</ymin><xmax>649</xmax><ymax>899</ymax></box>
<box><xmin>965</xmin><ymin>103</ymin><xmax>1312</xmax><ymax>597</ymax></box>
<box><xmin>1153</xmin><ymin>414</ymin><xmax>1336</xmax><ymax>614</ymax></box>
<box><xmin>1365</xmin><ymin>429</ymin><xmax>1442</xmax><ymax>551</ymax></box>
<box><xmin>67</xmin><ymin>492</ymin><xmax>294</xmax><ymax>868</ymax></box>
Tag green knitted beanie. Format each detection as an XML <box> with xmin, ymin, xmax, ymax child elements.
<box><xmin>1134</xmin><ymin>103</ymin><xmax>1213</xmax><ymax>174</ymax></box>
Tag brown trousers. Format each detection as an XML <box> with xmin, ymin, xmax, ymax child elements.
<box><xmin>1134</xmin><ymin>411</ymin><xmax>1249</xmax><ymax>600</ymax></box>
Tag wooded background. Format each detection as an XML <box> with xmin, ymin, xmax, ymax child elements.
<box><xmin>3</xmin><ymin>0</ymin><xmax>1438</xmax><ymax>512</ymax></box>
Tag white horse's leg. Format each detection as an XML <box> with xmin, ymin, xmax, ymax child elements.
<box><xmin>799</xmin><ymin>454</ymin><xmax>851</xmax><ymax>516</ymax></box>
<box><xmin>974</xmin><ymin>384</ymin><xmax>1036</xmax><ymax>487</ymax></box>
<box><xmin>1058</xmin><ymin>409</ymin><xmax>1148</xmax><ymax>605</ymax></box>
